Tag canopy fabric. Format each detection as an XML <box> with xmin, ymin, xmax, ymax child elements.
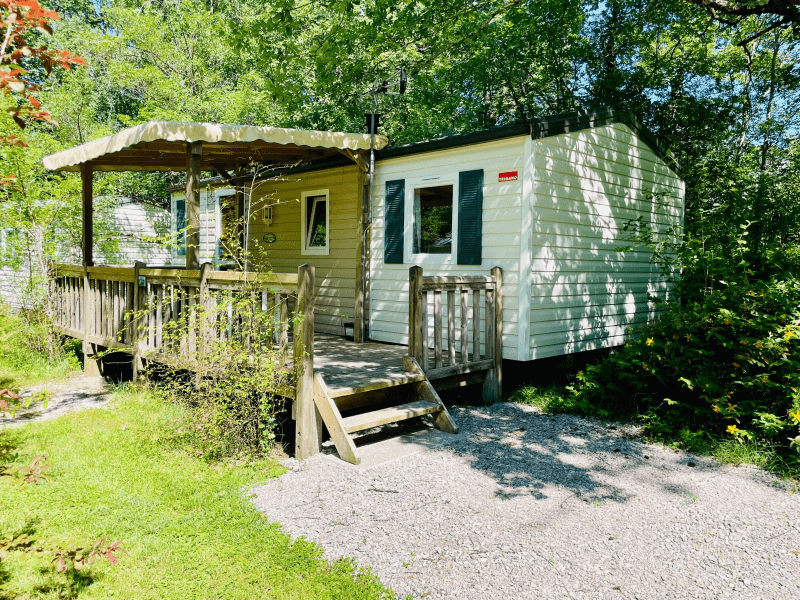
<box><xmin>42</xmin><ymin>121</ymin><xmax>388</xmax><ymax>172</ymax></box>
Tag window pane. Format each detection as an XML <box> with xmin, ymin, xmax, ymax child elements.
<box><xmin>176</xmin><ymin>199</ymin><xmax>186</xmax><ymax>256</ymax></box>
<box><xmin>306</xmin><ymin>196</ymin><xmax>327</xmax><ymax>248</ymax></box>
<box><xmin>413</xmin><ymin>185</ymin><xmax>453</xmax><ymax>254</ymax></box>
<box><xmin>219</xmin><ymin>195</ymin><xmax>237</xmax><ymax>258</ymax></box>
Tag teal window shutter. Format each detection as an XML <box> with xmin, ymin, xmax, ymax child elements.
<box><xmin>385</xmin><ymin>179</ymin><xmax>405</xmax><ymax>264</ymax></box>
<box><xmin>457</xmin><ymin>169</ymin><xmax>484</xmax><ymax>265</ymax></box>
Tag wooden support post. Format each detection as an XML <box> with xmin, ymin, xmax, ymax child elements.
<box><xmin>82</xmin><ymin>266</ymin><xmax>101</xmax><ymax>376</ymax></box>
<box><xmin>198</xmin><ymin>262</ymin><xmax>213</xmax><ymax>357</ymax></box>
<box><xmin>81</xmin><ymin>164</ymin><xmax>93</xmax><ymax>268</ymax></box>
<box><xmin>408</xmin><ymin>266</ymin><xmax>423</xmax><ymax>365</ymax></box>
<box><xmin>294</xmin><ymin>264</ymin><xmax>321</xmax><ymax>460</ymax></box>
<box><xmin>354</xmin><ymin>167</ymin><xmax>369</xmax><ymax>343</ymax></box>
<box><xmin>482</xmin><ymin>266</ymin><xmax>503</xmax><ymax>405</ymax></box>
<box><xmin>132</xmin><ymin>261</ymin><xmax>147</xmax><ymax>380</ymax></box>
<box><xmin>185</xmin><ymin>141</ymin><xmax>202</xmax><ymax>270</ymax></box>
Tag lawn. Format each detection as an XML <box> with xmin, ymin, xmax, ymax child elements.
<box><xmin>0</xmin><ymin>387</ymin><xmax>391</xmax><ymax>599</ymax></box>
<box><xmin>0</xmin><ymin>309</ymin><xmax>80</xmax><ymax>390</ymax></box>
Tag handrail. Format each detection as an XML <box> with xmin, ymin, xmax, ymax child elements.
<box><xmin>52</xmin><ymin>263</ymin><xmax>299</xmax><ymax>291</ymax></box>
<box><xmin>408</xmin><ymin>265</ymin><xmax>503</xmax><ymax>404</ymax></box>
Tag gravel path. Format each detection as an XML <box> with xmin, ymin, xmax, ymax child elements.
<box><xmin>252</xmin><ymin>402</ymin><xmax>800</xmax><ymax>600</ymax></box>
<box><xmin>1</xmin><ymin>376</ymin><xmax>110</xmax><ymax>425</ymax></box>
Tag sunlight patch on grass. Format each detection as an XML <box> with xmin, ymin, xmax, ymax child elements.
<box><xmin>0</xmin><ymin>310</ymin><xmax>80</xmax><ymax>389</ymax></box>
<box><xmin>0</xmin><ymin>387</ymin><xmax>391</xmax><ymax>599</ymax></box>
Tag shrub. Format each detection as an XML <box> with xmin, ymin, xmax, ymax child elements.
<box><xmin>142</xmin><ymin>286</ymin><xmax>299</xmax><ymax>459</ymax></box>
<box><xmin>571</xmin><ymin>219</ymin><xmax>800</xmax><ymax>468</ymax></box>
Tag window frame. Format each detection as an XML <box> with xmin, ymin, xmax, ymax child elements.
<box><xmin>172</xmin><ymin>193</ymin><xmax>187</xmax><ymax>260</ymax></box>
<box><xmin>215</xmin><ymin>189</ymin><xmax>237</xmax><ymax>262</ymax></box>
<box><xmin>300</xmin><ymin>188</ymin><xmax>330</xmax><ymax>256</ymax></box>
<box><xmin>403</xmin><ymin>174</ymin><xmax>459</xmax><ymax>265</ymax></box>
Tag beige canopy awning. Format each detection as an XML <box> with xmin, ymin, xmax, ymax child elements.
<box><xmin>42</xmin><ymin>121</ymin><xmax>389</xmax><ymax>172</ymax></box>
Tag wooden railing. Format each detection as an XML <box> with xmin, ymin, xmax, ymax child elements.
<box><xmin>51</xmin><ymin>261</ymin><xmax>320</xmax><ymax>460</ymax></box>
<box><xmin>51</xmin><ymin>263</ymin><xmax>302</xmax><ymax>374</ymax></box>
<box><xmin>408</xmin><ymin>265</ymin><xmax>502</xmax><ymax>403</ymax></box>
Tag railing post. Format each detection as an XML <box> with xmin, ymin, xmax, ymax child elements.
<box><xmin>132</xmin><ymin>261</ymin><xmax>146</xmax><ymax>380</ymax></box>
<box><xmin>82</xmin><ymin>265</ymin><xmax>101</xmax><ymax>376</ymax></box>
<box><xmin>409</xmin><ymin>266</ymin><xmax>423</xmax><ymax>364</ymax></box>
<box><xmin>482</xmin><ymin>266</ymin><xmax>503</xmax><ymax>405</ymax></box>
<box><xmin>198</xmin><ymin>262</ymin><xmax>212</xmax><ymax>357</ymax></box>
<box><xmin>294</xmin><ymin>264</ymin><xmax>321</xmax><ymax>460</ymax></box>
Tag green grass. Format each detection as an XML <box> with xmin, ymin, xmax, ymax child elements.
<box><xmin>0</xmin><ymin>309</ymin><xmax>80</xmax><ymax>389</ymax></box>
<box><xmin>510</xmin><ymin>384</ymin><xmax>800</xmax><ymax>483</ymax></box>
<box><xmin>0</xmin><ymin>387</ymin><xmax>392</xmax><ymax>599</ymax></box>
<box><xmin>508</xmin><ymin>384</ymin><xmax>580</xmax><ymax>414</ymax></box>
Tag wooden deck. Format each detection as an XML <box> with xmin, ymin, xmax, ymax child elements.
<box><xmin>312</xmin><ymin>335</ymin><xmax>411</xmax><ymax>392</ymax></box>
<box><xmin>51</xmin><ymin>262</ymin><xmax>502</xmax><ymax>462</ymax></box>
<box><xmin>311</xmin><ymin>334</ymin><xmax>490</xmax><ymax>396</ymax></box>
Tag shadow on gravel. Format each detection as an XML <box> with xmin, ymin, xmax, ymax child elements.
<box><xmin>384</xmin><ymin>403</ymin><xmax>701</xmax><ymax>505</ymax></box>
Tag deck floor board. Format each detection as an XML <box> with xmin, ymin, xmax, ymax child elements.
<box><xmin>312</xmin><ymin>335</ymin><xmax>410</xmax><ymax>392</ymax></box>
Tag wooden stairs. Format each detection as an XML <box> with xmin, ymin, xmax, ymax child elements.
<box><xmin>312</xmin><ymin>356</ymin><xmax>458</xmax><ymax>464</ymax></box>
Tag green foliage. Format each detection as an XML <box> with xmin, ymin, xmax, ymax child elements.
<box><xmin>0</xmin><ymin>307</ymin><xmax>79</xmax><ymax>390</ymax></box>
<box><xmin>141</xmin><ymin>287</ymin><xmax>297</xmax><ymax>459</ymax></box>
<box><xmin>569</xmin><ymin>233</ymin><xmax>800</xmax><ymax>471</ymax></box>
<box><xmin>0</xmin><ymin>388</ymin><xmax>392</xmax><ymax>598</ymax></box>
<box><xmin>508</xmin><ymin>385</ymin><xmax>580</xmax><ymax>414</ymax></box>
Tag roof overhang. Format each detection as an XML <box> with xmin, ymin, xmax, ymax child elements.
<box><xmin>42</xmin><ymin>121</ymin><xmax>388</xmax><ymax>173</ymax></box>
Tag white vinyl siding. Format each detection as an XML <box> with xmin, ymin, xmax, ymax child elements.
<box><xmin>528</xmin><ymin>122</ymin><xmax>684</xmax><ymax>359</ymax></box>
<box><xmin>0</xmin><ymin>199</ymin><xmax>170</xmax><ymax>310</ymax></box>
<box><xmin>370</xmin><ymin>136</ymin><xmax>527</xmax><ymax>360</ymax></box>
<box><xmin>171</xmin><ymin>188</ymin><xmax>222</xmax><ymax>266</ymax></box>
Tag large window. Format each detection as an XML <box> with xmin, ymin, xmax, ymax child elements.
<box><xmin>301</xmin><ymin>189</ymin><xmax>330</xmax><ymax>255</ymax></box>
<box><xmin>413</xmin><ymin>184</ymin><xmax>454</xmax><ymax>255</ymax></box>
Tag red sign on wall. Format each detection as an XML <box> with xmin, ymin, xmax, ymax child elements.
<box><xmin>498</xmin><ymin>171</ymin><xmax>518</xmax><ymax>182</ymax></box>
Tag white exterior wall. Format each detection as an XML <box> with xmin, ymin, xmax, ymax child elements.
<box><xmin>0</xmin><ymin>199</ymin><xmax>170</xmax><ymax>310</ymax></box>
<box><xmin>107</xmin><ymin>198</ymin><xmax>171</xmax><ymax>266</ymax></box>
<box><xmin>527</xmin><ymin>122</ymin><xmax>684</xmax><ymax>359</ymax></box>
<box><xmin>170</xmin><ymin>187</ymin><xmax>227</xmax><ymax>266</ymax></box>
<box><xmin>370</xmin><ymin>136</ymin><xmax>528</xmax><ymax>360</ymax></box>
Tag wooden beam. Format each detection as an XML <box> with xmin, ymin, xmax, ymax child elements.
<box><xmin>294</xmin><ymin>264</ymin><xmax>321</xmax><ymax>460</ymax></box>
<box><xmin>409</xmin><ymin>266</ymin><xmax>424</xmax><ymax>364</ymax></box>
<box><xmin>81</xmin><ymin>163</ymin><xmax>93</xmax><ymax>267</ymax></box>
<box><xmin>212</xmin><ymin>163</ymin><xmax>235</xmax><ymax>184</ymax></box>
<box><xmin>336</xmin><ymin>148</ymin><xmax>369</xmax><ymax>172</ymax></box>
<box><xmin>481</xmin><ymin>266</ymin><xmax>503</xmax><ymax>405</ymax></box>
<box><xmin>313</xmin><ymin>373</ymin><xmax>360</xmax><ymax>465</ymax></box>
<box><xmin>185</xmin><ymin>141</ymin><xmax>202</xmax><ymax>270</ymax></box>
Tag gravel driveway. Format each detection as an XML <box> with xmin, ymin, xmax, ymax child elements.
<box><xmin>252</xmin><ymin>402</ymin><xmax>800</xmax><ymax>600</ymax></box>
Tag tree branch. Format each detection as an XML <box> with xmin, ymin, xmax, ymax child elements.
<box><xmin>685</xmin><ymin>0</ymin><xmax>800</xmax><ymax>21</ymax></box>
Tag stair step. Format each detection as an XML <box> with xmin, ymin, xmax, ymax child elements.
<box><xmin>326</xmin><ymin>373</ymin><xmax>427</xmax><ymax>399</ymax></box>
<box><xmin>341</xmin><ymin>400</ymin><xmax>442</xmax><ymax>434</ymax></box>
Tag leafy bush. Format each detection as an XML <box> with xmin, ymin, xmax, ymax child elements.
<box><xmin>571</xmin><ymin>220</ymin><xmax>800</xmax><ymax>469</ymax></box>
<box><xmin>143</xmin><ymin>287</ymin><xmax>299</xmax><ymax>459</ymax></box>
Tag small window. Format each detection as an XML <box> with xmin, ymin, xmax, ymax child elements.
<box><xmin>218</xmin><ymin>194</ymin><xmax>237</xmax><ymax>259</ymax></box>
<box><xmin>413</xmin><ymin>184</ymin><xmax>453</xmax><ymax>255</ymax></box>
<box><xmin>301</xmin><ymin>189</ymin><xmax>329</xmax><ymax>255</ymax></box>
<box><xmin>175</xmin><ymin>198</ymin><xmax>186</xmax><ymax>256</ymax></box>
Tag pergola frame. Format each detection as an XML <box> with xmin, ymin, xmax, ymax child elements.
<box><xmin>46</xmin><ymin>121</ymin><xmax>388</xmax><ymax>342</ymax></box>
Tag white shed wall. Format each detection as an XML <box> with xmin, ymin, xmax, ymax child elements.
<box><xmin>170</xmin><ymin>187</ymin><xmax>223</xmax><ymax>266</ymax></box>
<box><xmin>0</xmin><ymin>199</ymin><xmax>170</xmax><ymax>310</ymax></box>
<box><xmin>528</xmin><ymin>122</ymin><xmax>684</xmax><ymax>359</ymax></box>
<box><xmin>370</xmin><ymin>136</ymin><xmax>528</xmax><ymax>360</ymax></box>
